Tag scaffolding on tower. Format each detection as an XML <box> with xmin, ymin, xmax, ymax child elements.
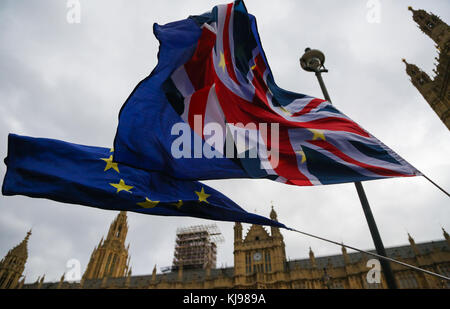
<box><xmin>171</xmin><ymin>224</ymin><xmax>224</xmax><ymax>271</ymax></box>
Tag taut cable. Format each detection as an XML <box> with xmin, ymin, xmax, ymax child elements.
<box><xmin>287</xmin><ymin>227</ymin><xmax>450</xmax><ymax>282</ymax></box>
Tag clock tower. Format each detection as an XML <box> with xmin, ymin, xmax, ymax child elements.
<box><xmin>233</xmin><ymin>206</ymin><xmax>287</xmax><ymax>288</ymax></box>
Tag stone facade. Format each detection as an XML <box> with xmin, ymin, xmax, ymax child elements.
<box><xmin>0</xmin><ymin>230</ymin><xmax>31</xmax><ymax>289</ymax></box>
<box><xmin>82</xmin><ymin>211</ymin><xmax>131</xmax><ymax>281</ymax></box>
<box><xmin>403</xmin><ymin>7</ymin><xmax>450</xmax><ymax>130</ymax></box>
<box><xmin>5</xmin><ymin>208</ymin><xmax>449</xmax><ymax>289</ymax></box>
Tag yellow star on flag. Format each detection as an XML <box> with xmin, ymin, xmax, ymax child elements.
<box><xmin>137</xmin><ymin>197</ymin><xmax>159</xmax><ymax>209</ymax></box>
<box><xmin>172</xmin><ymin>200</ymin><xmax>183</xmax><ymax>209</ymax></box>
<box><xmin>195</xmin><ymin>187</ymin><xmax>211</xmax><ymax>204</ymax></box>
<box><xmin>296</xmin><ymin>149</ymin><xmax>307</xmax><ymax>164</ymax></box>
<box><xmin>219</xmin><ymin>52</ymin><xmax>226</xmax><ymax>72</ymax></box>
<box><xmin>251</xmin><ymin>64</ymin><xmax>256</xmax><ymax>70</ymax></box>
<box><xmin>110</xmin><ymin>147</ymin><xmax>114</xmax><ymax>153</ymax></box>
<box><xmin>280</xmin><ymin>106</ymin><xmax>292</xmax><ymax>116</ymax></box>
<box><xmin>309</xmin><ymin>129</ymin><xmax>326</xmax><ymax>141</ymax></box>
<box><xmin>101</xmin><ymin>155</ymin><xmax>120</xmax><ymax>173</ymax></box>
<box><xmin>110</xmin><ymin>179</ymin><xmax>133</xmax><ymax>193</ymax></box>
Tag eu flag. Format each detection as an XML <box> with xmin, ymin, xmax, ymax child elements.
<box><xmin>2</xmin><ymin>134</ymin><xmax>285</xmax><ymax>228</ymax></box>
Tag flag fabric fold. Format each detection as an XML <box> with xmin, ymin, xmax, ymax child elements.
<box><xmin>114</xmin><ymin>0</ymin><xmax>420</xmax><ymax>186</ymax></box>
<box><xmin>2</xmin><ymin>134</ymin><xmax>285</xmax><ymax>228</ymax></box>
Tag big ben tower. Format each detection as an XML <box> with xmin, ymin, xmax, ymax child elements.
<box><xmin>82</xmin><ymin>211</ymin><xmax>131</xmax><ymax>280</ymax></box>
<box><xmin>403</xmin><ymin>7</ymin><xmax>450</xmax><ymax>130</ymax></box>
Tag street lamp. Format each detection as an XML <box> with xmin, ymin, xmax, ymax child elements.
<box><xmin>300</xmin><ymin>48</ymin><xmax>331</xmax><ymax>103</ymax></box>
<box><xmin>300</xmin><ymin>47</ymin><xmax>398</xmax><ymax>289</ymax></box>
<box><xmin>300</xmin><ymin>48</ymin><xmax>327</xmax><ymax>73</ymax></box>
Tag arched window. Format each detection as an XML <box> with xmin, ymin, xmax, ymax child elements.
<box><xmin>245</xmin><ymin>252</ymin><xmax>252</xmax><ymax>274</ymax></box>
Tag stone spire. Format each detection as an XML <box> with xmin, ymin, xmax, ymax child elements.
<box><xmin>404</xmin><ymin>7</ymin><xmax>450</xmax><ymax>130</ymax></box>
<box><xmin>408</xmin><ymin>233</ymin><xmax>420</xmax><ymax>256</ymax></box>
<box><xmin>152</xmin><ymin>265</ymin><xmax>157</xmax><ymax>283</ymax></box>
<box><xmin>402</xmin><ymin>59</ymin><xmax>433</xmax><ymax>89</ymax></box>
<box><xmin>443</xmin><ymin>228</ymin><xmax>450</xmax><ymax>246</ymax></box>
<box><xmin>234</xmin><ymin>222</ymin><xmax>242</xmax><ymax>244</ymax></box>
<box><xmin>408</xmin><ymin>6</ymin><xmax>447</xmax><ymax>46</ymax></box>
<box><xmin>401</xmin><ymin>57</ymin><xmax>449</xmax><ymax>128</ymax></box>
<box><xmin>309</xmin><ymin>247</ymin><xmax>317</xmax><ymax>268</ymax></box>
<box><xmin>0</xmin><ymin>230</ymin><xmax>32</xmax><ymax>289</ymax></box>
<box><xmin>270</xmin><ymin>204</ymin><xmax>278</xmax><ymax>221</ymax></box>
<box><xmin>10</xmin><ymin>230</ymin><xmax>31</xmax><ymax>259</ymax></box>
<box><xmin>269</xmin><ymin>204</ymin><xmax>282</xmax><ymax>239</ymax></box>
<box><xmin>82</xmin><ymin>211</ymin><xmax>131</xmax><ymax>280</ymax></box>
<box><xmin>57</xmin><ymin>273</ymin><xmax>65</xmax><ymax>289</ymax></box>
<box><xmin>341</xmin><ymin>243</ymin><xmax>350</xmax><ymax>265</ymax></box>
<box><xmin>37</xmin><ymin>274</ymin><xmax>45</xmax><ymax>289</ymax></box>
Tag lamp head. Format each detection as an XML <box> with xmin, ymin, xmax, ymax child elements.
<box><xmin>300</xmin><ymin>48</ymin><xmax>326</xmax><ymax>72</ymax></box>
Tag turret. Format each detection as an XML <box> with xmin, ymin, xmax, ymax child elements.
<box><xmin>402</xmin><ymin>59</ymin><xmax>433</xmax><ymax>89</ymax></box>
<box><xmin>37</xmin><ymin>274</ymin><xmax>45</xmax><ymax>289</ymax></box>
<box><xmin>270</xmin><ymin>205</ymin><xmax>282</xmax><ymax>238</ymax></box>
<box><xmin>234</xmin><ymin>222</ymin><xmax>242</xmax><ymax>244</ymax></box>
<box><xmin>443</xmin><ymin>228</ymin><xmax>450</xmax><ymax>246</ymax></box>
<box><xmin>82</xmin><ymin>211</ymin><xmax>131</xmax><ymax>280</ymax></box>
<box><xmin>152</xmin><ymin>265</ymin><xmax>157</xmax><ymax>283</ymax></box>
<box><xmin>0</xmin><ymin>229</ymin><xmax>32</xmax><ymax>289</ymax></box>
<box><xmin>309</xmin><ymin>247</ymin><xmax>317</xmax><ymax>268</ymax></box>
<box><xmin>408</xmin><ymin>233</ymin><xmax>420</xmax><ymax>256</ymax></box>
<box><xmin>341</xmin><ymin>244</ymin><xmax>350</xmax><ymax>265</ymax></box>
<box><xmin>57</xmin><ymin>273</ymin><xmax>65</xmax><ymax>289</ymax></box>
<box><xmin>403</xmin><ymin>7</ymin><xmax>450</xmax><ymax>130</ymax></box>
<box><xmin>408</xmin><ymin>6</ymin><xmax>447</xmax><ymax>46</ymax></box>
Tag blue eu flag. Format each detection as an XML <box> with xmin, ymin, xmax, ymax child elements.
<box><xmin>2</xmin><ymin>134</ymin><xmax>285</xmax><ymax>228</ymax></box>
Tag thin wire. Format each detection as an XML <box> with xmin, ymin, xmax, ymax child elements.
<box><xmin>287</xmin><ymin>227</ymin><xmax>450</xmax><ymax>282</ymax></box>
<box><xmin>421</xmin><ymin>173</ymin><xmax>450</xmax><ymax>198</ymax></box>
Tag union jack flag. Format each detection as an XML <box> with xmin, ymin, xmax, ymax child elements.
<box><xmin>114</xmin><ymin>0</ymin><xmax>420</xmax><ymax>186</ymax></box>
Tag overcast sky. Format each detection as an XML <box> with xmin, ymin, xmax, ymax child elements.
<box><xmin>0</xmin><ymin>0</ymin><xmax>449</xmax><ymax>284</ymax></box>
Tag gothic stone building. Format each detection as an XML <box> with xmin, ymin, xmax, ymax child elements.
<box><xmin>2</xmin><ymin>209</ymin><xmax>450</xmax><ymax>289</ymax></box>
<box><xmin>403</xmin><ymin>7</ymin><xmax>450</xmax><ymax>129</ymax></box>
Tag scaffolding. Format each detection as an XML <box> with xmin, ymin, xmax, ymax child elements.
<box><xmin>171</xmin><ymin>224</ymin><xmax>224</xmax><ymax>271</ymax></box>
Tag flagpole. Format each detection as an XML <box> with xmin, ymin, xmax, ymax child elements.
<box><xmin>300</xmin><ymin>48</ymin><xmax>398</xmax><ymax>289</ymax></box>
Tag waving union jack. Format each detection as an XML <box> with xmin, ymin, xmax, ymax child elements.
<box><xmin>114</xmin><ymin>0</ymin><xmax>420</xmax><ymax>186</ymax></box>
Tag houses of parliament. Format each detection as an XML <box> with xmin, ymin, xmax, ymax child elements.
<box><xmin>402</xmin><ymin>7</ymin><xmax>449</xmax><ymax>130</ymax></box>
<box><xmin>1</xmin><ymin>7</ymin><xmax>449</xmax><ymax>290</ymax></box>
<box><xmin>1</xmin><ymin>208</ymin><xmax>449</xmax><ymax>289</ymax></box>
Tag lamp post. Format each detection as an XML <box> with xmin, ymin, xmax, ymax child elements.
<box><xmin>300</xmin><ymin>48</ymin><xmax>398</xmax><ymax>289</ymax></box>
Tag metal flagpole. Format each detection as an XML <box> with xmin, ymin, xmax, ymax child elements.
<box><xmin>300</xmin><ymin>48</ymin><xmax>398</xmax><ymax>289</ymax></box>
